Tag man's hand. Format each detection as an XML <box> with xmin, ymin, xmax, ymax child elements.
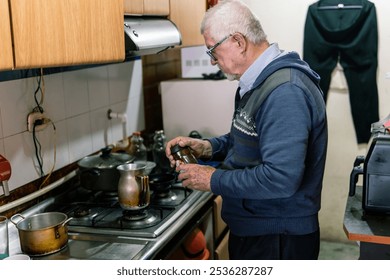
<box><xmin>165</xmin><ymin>136</ymin><xmax>212</xmax><ymax>167</ymax></box>
<box><xmin>176</xmin><ymin>163</ymin><xmax>215</xmax><ymax>192</ymax></box>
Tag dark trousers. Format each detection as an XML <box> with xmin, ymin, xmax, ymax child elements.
<box><xmin>303</xmin><ymin>0</ymin><xmax>379</xmax><ymax>143</ymax></box>
<box><xmin>228</xmin><ymin>230</ymin><xmax>320</xmax><ymax>260</ymax></box>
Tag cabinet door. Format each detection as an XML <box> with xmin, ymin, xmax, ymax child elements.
<box><xmin>0</xmin><ymin>0</ymin><xmax>14</xmax><ymax>70</ymax></box>
<box><xmin>169</xmin><ymin>0</ymin><xmax>207</xmax><ymax>47</ymax></box>
<box><xmin>124</xmin><ymin>0</ymin><xmax>143</xmax><ymax>14</ymax></box>
<box><xmin>10</xmin><ymin>0</ymin><xmax>125</xmax><ymax>69</ymax></box>
<box><xmin>124</xmin><ymin>0</ymin><xmax>169</xmax><ymax>15</ymax></box>
<box><xmin>144</xmin><ymin>0</ymin><xmax>169</xmax><ymax>15</ymax></box>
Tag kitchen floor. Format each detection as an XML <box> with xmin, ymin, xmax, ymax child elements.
<box><xmin>318</xmin><ymin>240</ymin><xmax>360</xmax><ymax>260</ymax></box>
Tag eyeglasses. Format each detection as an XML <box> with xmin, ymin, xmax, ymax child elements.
<box><xmin>206</xmin><ymin>35</ymin><xmax>232</xmax><ymax>61</ymax></box>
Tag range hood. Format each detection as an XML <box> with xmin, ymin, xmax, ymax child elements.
<box><xmin>124</xmin><ymin>17</ymin><xmax>182</xmax><ymax>58</ymax></box>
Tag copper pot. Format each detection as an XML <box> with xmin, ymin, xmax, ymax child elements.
<box><xmin>11</xmin><ymin>212</ymin><xmax>72</xmax><ymax>256</ymax></box>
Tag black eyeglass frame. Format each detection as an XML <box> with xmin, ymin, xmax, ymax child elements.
<box><xmin>206</xmin><ymin>34</ymin><xmax>232</xmax><ymax>61</ymax></box>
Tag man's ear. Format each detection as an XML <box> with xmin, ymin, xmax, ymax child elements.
<box><xmin>232</xmin><ymin>33</ymin><xmax>246</xmax><ymax>51</ymax></box>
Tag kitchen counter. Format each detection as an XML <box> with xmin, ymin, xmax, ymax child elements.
<box><xmin>7</xmin><ymin>186</ymin><xmax>214</xmax><ymax>260</ymax></box>
<box><xmin>343</xmin><ymin>186</ymin><xmax>390</xmax><ymax>259</ymax></box>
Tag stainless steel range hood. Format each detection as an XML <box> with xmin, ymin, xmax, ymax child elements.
<box><xmin>124</xmin><ymin>17</ymin><xmax>182</xmax><ymax>58</ymax></box>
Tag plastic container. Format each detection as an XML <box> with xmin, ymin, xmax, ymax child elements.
<box><xmin>170</xmin><ymin>144</ymin><xmax>197</xmax><ymax>164</ymax></box>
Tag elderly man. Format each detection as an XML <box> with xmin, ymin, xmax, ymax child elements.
<box><xmin>166</xmin><ymin>0</ymin><xmax>328</xmax><ymax>260</ymax></box>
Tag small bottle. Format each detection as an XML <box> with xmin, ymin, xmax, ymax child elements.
<box><xmin>170</xmin><ymin>144</ymin><xmax>197</xmax><ymax>164</ymax></box>
<box><xmin>129</xmin><ymin>131</ymin><xmax>147</xmax><ymax>164</ymax></box>
<box><xmin>152</xmin><ymin>130</ymin><xmax>171</xmax><ymax>173</ymax></box>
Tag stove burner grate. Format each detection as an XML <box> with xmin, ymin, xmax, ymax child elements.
<box><xmin>120</xmin><ymin>209</ymin><xmax>160</xmax><ymax>229</ymax></box>
<box><xmin>122</xmin><ymin>209</ymin><xmax>149</xmax><ymax>221</ymax></box>
<box><xmin>73</xmin><ymin>206</ymin><xmax>91</xmax><ymax>218</ymax></box>
<box><xmin>152</xmin><ymin>190</ymin><xmax>178</xmax><ymax>204</ymax></box>
<box><xmin>82</xmin><ymin>207</ymin><xmax>166</xmax><ymax>230</ymax></box>
<box><xmin>45</xmin><ymin>182</ymin><xmax>194</xmax><ymax>235</ymax></box>
<box><xmin>151</xmin><ymin>187</ymin><xmax>192</xmax><ymax>207</ymax></box>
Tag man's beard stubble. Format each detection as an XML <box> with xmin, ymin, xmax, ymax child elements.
<box><xmin>222</xmin><ymin>72</ymin><xmax>239</xmax><ymax>81</ymax></box>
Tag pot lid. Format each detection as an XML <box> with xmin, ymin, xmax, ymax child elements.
<box><xmin>78</xmin><ymin>147</ymin><xmax>134</xmax><ymax>169</ymax></box>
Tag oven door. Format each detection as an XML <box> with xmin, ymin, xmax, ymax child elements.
<box><xmin>154</xmin><ymin>197</ymin><xmax>215</xmax><ymax>260</ymax></box>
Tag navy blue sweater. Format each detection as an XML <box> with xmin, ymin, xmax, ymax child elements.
<box><xmin>209</xmin><ymin>52</ymin><xmax>328</xmax><ymax>236</ymax></box>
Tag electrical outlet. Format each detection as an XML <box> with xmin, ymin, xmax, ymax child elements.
<box><xmin>27</xmin><ymin>112</ymin><xmax>48</xmax><ymax>132</ymax></box>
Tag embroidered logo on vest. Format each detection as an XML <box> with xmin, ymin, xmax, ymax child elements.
<box><xmin>232</xmin><ymin>107</ymin><xmax>258</xmax><ymax>136</ymax></box>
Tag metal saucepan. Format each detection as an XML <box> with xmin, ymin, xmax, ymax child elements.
<box><xmin>11</xmin><ymin>212</ymin><xmax>72</xmax><ymax>256</ymax></box>
<box><xmin>77</xmin><ymin>146</ymin><xmax>134</xmax><ymax>192</ymax></box>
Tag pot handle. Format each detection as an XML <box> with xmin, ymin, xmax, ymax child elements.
<box><xmin>10</xmin><ymin>213</ymin><xmax>25</xmax><ymax>225</ymax></box>
<box><xmin>137</xmin><ymin>175</ymin><xmax>149</xmax><ymax>206</ymax></box>
<box><xmin>61</xmin><ymin>217</ymin><xmax>73</xmax><ymax>227</ymax></box>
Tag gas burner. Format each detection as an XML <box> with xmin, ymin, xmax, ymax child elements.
<box><xmin>74</xmin><ymin>206</ymin><xmax>91</xmax><ymax>218</ymax></box>
<box><xmin>150</xmin><ymin>187</ymin><xmax>190</xmax><ymax>207</ymax></box>
<box><xmin>122</xmin><ymin>209</ymin><xmax>149</xmax><ymax>221</ymax></box>
<box><xmin>152</xmin><ymin>190</ymin><xmax>178</xmax><ymax>205</ymax></box>
<box><xmin>119</xmin><ymin>209</ymin><xmax>161</xmax><ymax>229</ymax></box>
<box><xmin>68</xmin><ymin>206</ymin><xmax>109</xmax><ymax>226</ymax></box>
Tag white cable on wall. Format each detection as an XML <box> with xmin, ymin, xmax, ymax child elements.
<box><xmin>0</xmin><ymin>170</ymin><xmax>77</xmax><ymax>214</ymax></box>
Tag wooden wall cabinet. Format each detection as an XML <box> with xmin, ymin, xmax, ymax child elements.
<box><xmin>124</xmin><ymin>0</ymin><xmax>143</xmax><ymax>14</ymax></box>
<box><xmin>169</xmin><ymin>0</ymin><xmax>207</xmax><ymax>47</ymax></box>
<box><xmin>9</xmin><ymin>0</ymin><xmax>125</xmax><ymax>69</ymax></box>
<box><xmin>124</xmin><ymin>0</ymin><xmax>170</xmax><ymax>16</ymax></box>
<box><xmin>0</xmin><ymin>0</ymin><xmax>14</xmax><ymax>71</ymax></box>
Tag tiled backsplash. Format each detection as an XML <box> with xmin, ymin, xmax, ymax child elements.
<box><xmin>0</xmin><ymin>60</ymin><xmax>144</xmax><ymax>194</ymax></box>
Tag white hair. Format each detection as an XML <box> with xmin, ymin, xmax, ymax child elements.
<box><xmin>200</xmin><ymin>0</ymin><xmax>267</xmax><ymax>44</ymax></box>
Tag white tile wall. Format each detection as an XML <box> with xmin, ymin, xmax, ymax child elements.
<box><xmin>0</xmin><ymin>60</ymin><xmax>144</xmax><ymax>194</ymax></box>
<box><xmin>63</xmin><ymin>71</ymin><xmax>90</xmax><ymax>118</ymax></box>
<box><xmin>43</xmin><ymin>72</ymin><xmax>66</xmax><ymax>123</ymax></box>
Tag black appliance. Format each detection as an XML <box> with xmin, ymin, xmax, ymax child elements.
<box><xmin>350</xmin><ymin>119</ymin><xmax>390</xmax><ymax>214</ymax></box>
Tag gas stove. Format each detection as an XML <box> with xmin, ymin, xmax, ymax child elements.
<box><xmin>42</xmin><ymin>182</ymin><xmax>195</xmax><ymax>238</ymax></box>
<box><xmin>12</xmin><ymin>171</ymin><xmax>213</xmax><ymax>260</ymax></box>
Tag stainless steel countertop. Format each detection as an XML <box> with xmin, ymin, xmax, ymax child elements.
<box><xmin>8</xmin><ymin>190</ymin><xmax>213</xmax><ymax>260</ymax></box>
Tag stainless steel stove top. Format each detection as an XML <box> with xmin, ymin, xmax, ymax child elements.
<box><xmin>10</xmin><ymin>172</ymin><xmax>213</xmax><ymax>260</ymax></box>
<box><xmin>41</xmin><ymin>182</ymin><xmax>197</xmax><ymax>238</ymax></box>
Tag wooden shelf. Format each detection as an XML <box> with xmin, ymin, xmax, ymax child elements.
<box><xmin>343</xmin><ymin>187</ymin><xmax>390</xmax><ymax>245</ymax></box>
